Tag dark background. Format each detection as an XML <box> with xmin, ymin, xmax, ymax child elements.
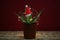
<box><xmin>1</xmin><ymin>0</ymin><xmax>60</xmax><ymax>31</ymax></box>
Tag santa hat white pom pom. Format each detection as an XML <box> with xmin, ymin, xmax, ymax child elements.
<box><xmin>25</xmin><ymin>5</ymin><xmax>28</xmax><ymax>7</ymax></box>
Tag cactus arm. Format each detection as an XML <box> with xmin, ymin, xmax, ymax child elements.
<box><xmin>31</xmin><ymin>10</ymin><xmax>43</xmax><ymax>23</ymax></box>
<box><xmin>16</xmin><ymin>14</ymin><xmax>27</xmax><ymax>23</ymax></box>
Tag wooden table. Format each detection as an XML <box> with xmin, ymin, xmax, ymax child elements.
<box><xmin>0</xmin><ymin>31</ymin><xmax>60</xmax><ymax>40</ymax></box>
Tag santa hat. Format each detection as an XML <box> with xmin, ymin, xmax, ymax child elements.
<box><xmin>25</xmin><ymin>5</ymin><xmax>32</xmax><ymax>17</ymax></box>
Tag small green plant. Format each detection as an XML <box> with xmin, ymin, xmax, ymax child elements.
<box><xmin>16</xmin><ymin>5</ymin><xmax>43</xmax><ymax>24</ymax></box>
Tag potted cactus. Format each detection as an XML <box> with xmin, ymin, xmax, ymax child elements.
<box><xmin>16</xmin><ymin>5</ymin><xmax>43</xmax><ymax>39</ymax></box>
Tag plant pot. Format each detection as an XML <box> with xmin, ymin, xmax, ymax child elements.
<box><xmin>24</xmin><ymin>23</ymin><xmax>36</xmax><ymax>39</ymax></box>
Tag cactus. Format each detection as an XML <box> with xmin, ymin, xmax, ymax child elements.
<box><xmin>16</xmin><ymin>10</ymin><xmax>43</xmax><ymax>24</ymax></box>
<box><xmin>16</xmin><ymin>5</ymin><xmax>43</xmax><ymax>24</ymax></box>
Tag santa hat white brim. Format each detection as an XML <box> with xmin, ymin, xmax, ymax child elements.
<box><xmin>25</xmin><ymin>14</ymin><xmax>31</xmax><ymax>17</ymax></box>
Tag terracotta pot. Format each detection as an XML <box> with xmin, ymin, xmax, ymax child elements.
<box><xmin>24</xmin><ymin>23</ymin><xmax>36</xmax><ymax>39</ymax></box>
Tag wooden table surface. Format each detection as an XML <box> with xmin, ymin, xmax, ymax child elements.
<box><xmin>0</xmin><ymin>31</ymin><xmax>60</xmax><ymax>40</ymax></box>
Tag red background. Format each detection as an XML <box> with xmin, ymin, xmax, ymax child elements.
<box><xmin>1</xmin><ymin>0</ymin><xmax>60</xmax><ymax>31</ymax></box>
